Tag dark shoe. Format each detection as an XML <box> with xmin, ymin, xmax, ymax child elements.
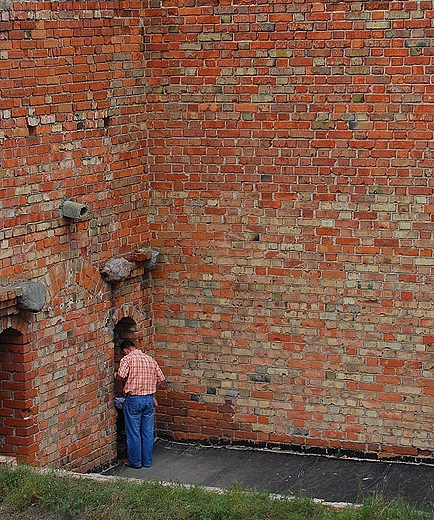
<box><xmin>123</xmin><ymin>459</ymin><xmax>141</xmax><ymax>469</ymax></box>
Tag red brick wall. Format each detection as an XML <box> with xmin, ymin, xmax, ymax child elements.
<box><xmin>146</xmin><ymin>1</ymin><xmax>434</xmax><ymax>460</ymax></box>
<box><xmin>0</xmin><ymin>327</ymin><xmax>38</xmax><ymax>462</ymax></box>
<box><xmin>0</xmin><ymin>1</ymin><xmax>154</xmax><ymax>470</ymax></box>
<box><xmin>1</xmin><ymin>0</ymin><xmax>433</xmax><ymax>469</ymax></box>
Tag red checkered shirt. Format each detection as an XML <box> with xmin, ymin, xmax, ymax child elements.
<box><xmin>118</xmin><ymin>349</ymin><xmax>165</xmax><ymax>395</ymax></box>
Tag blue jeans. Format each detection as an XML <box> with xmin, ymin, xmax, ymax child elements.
<box><xmin>123</xmin><ymin>394</ymin><xmax>154</xmax><ymax>468</ymax></box>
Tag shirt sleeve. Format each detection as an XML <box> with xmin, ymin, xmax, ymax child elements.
<box><xmin>155</xmin><ymin>362</ymin><xmax>165</xmax><ymax>384</ymax></box>
<box><xmin>117</xmin><ymin>356</ymin><xmax>130</xmax><ymax>379</ymax></box>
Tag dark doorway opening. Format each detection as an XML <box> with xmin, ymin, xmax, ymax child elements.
<box><xmin>113</xmin><ymin>317</ymin><xmax>137</xmax><ymax>460</ymax></box>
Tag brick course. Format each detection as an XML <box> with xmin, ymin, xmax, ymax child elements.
<box><xmin>0</xmin><ymin>0</ymin><xmax>433</xmax><ymax>470</ymax></box>
<box><xmin>146</xmin><ymin>0</ymin><xmax>434</xmax><ymax>460</ymax></box>
<box><xmin>1</xmin><ymin>0</ymin><xmax>153</xmax><ymax>470</ymax></box>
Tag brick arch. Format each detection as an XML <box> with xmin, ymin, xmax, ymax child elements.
<box><xmin>44</xmin><ymin>259</ymin><xmax>105</xmax><ymax>300</ymax></box>
<box><xmin>75</xmin><ymin>259</ymin><xmax>105</xmax><ymax>298</ymax></box>
<box><xmin>0</xmin><ymin>314</ymin><xmax>32</xmax><ymax>337</ymax></box>
<box><xmin>107</xmin><ymin>304</ymin><xmax>145</xmax><ymax>335</ymax></box>
<box><xmin>43</xmin><ymin>262</ymin><xmax>67</xmax><ymax>302</ymax></box>
<box><xmin>0</xmin><ymin>326</ymin><xmax>38</xmax><ymax>463</ymax></box>
<box><xmin>108</xmin><ymin>305</ymin><xmax>147</xmax><ymax>372</ymax></box>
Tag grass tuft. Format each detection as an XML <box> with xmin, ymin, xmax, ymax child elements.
<box><xmin>0</xmin><ymin>464</ymin><xmax>432</xmax><ymax>520</ymax></box>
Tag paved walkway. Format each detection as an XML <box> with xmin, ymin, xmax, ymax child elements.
<box><xmin>102</xmin><ymin>439</ymin><xmax>434</xmax><ymax>508</ymax></box>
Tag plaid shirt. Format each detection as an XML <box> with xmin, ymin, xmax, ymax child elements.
<box><xmin>118</xmin><ymin>349</ymin><xmax>165</xmax><ymax>395</ymax></box>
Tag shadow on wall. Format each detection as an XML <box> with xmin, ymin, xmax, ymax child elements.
<box><xmin>113</xmin><ymin>317</ymin><xmax>137</xmax><ymax>460</ymax></box>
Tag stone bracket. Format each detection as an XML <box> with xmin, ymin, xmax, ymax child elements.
<box><xmin>100</xmin><ymin>249</ymin><xmax>160</xmax><ymax>284</ymax></box>
<box><xmin>0</xmin><ymin>282</ymin><xmax>47</xmax><ymax>316</ymax></box>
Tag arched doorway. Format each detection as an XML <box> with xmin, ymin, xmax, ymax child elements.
<box><xmin>0</xmin><ymin>327</ymin><xmax>37</xmax><ymax>462</ymax></box>
<box><xmin>113</xmin><ymin>317</ymin><xmax>137</xmax><ymax>460</ymax></box>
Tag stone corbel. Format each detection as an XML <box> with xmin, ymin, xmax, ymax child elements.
<box><xmin>125</xmin><ymin>249</ymin><xmax>160</xmax><ymax>272</ymax></box>
<box><xmin>14</xmin><ymin>281</ymin><xmax>47</xmax><ymax>312</ymax></box>
<box><xmin>100</xmin><ymin>249</ymin><xmax>160</xmax><ymax>284</ymax></box>
<box><xmin>100</xmin><ymin>258</ymin><xmax>133</xmax><ymax>283</ymax></box>
<box><xmin>0</xmin><ymin>281</ymin><xmax>47</xmax><ymax>317</ymax></box>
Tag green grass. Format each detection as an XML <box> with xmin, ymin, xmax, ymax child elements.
<box><xmin>0</xmin><ymin>465</ymin><xmax>432</xmax><ymax>520</ymax></box>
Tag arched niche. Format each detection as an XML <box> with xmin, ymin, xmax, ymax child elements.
<box><xmin>0</xmin><ymin>327</ymin><xmax>37</xmax><ymax>462</ymax></box>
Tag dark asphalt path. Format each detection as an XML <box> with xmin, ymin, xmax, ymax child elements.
<box><xmin>103</xmin><ymin>439</ymin><xmax>434</xmax><ymax>508</ymax></box>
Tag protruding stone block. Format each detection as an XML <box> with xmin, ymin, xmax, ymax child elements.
<box><xmin>100</xmin><ymin>258</ymin><xmax>133</xmax><ymax>283</ymax></box>
<box><xmin>14</xmin><ymin>281</ymin><xmax>47</xmax><ymax>312</ymax></box>
<box><xmin>143</xmin><ymin>250</ymin><xmax>160</xmax><ymax>271</ymax></box>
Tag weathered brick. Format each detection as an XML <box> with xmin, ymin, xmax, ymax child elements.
<box><xmin>1</xmin><ymin>0</ymin><xmax>433</xmax><ymax>470</ymax></box>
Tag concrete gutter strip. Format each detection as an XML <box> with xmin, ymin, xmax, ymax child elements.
<box><xmin>35</xmin><ymin>467</ymin><xmax>362</xmax><ymax>510</ymax></box>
